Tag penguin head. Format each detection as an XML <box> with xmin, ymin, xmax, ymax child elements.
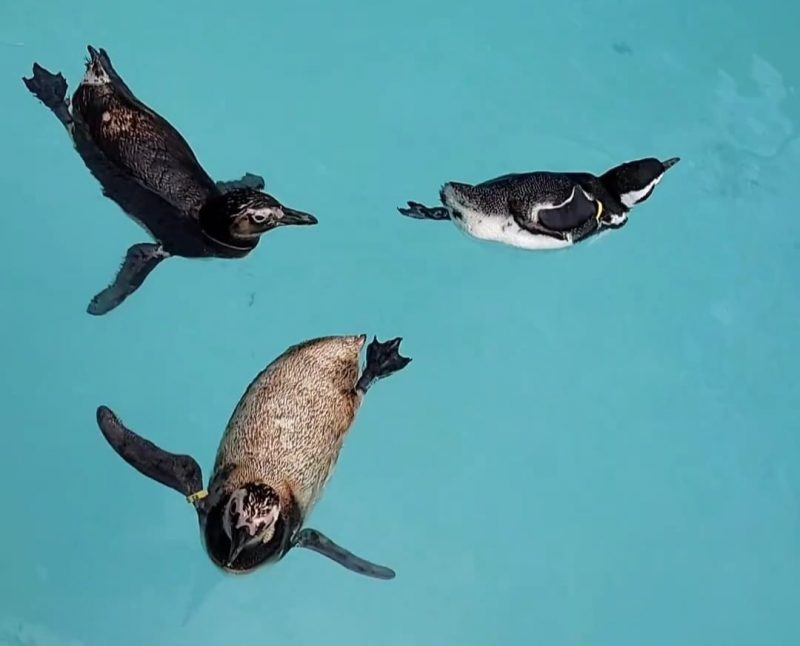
<box><xmin>600</xmin><ymin>157</ymin><xmax>679</xmax><ymax>210</ymax></box>
<box><xmin>200</xmin><ymin>189</ymin><xmax>318</xmax><ymax>249</ymax></box>
<box><xmin>222</xmin><ymin>483</ymin><xmax>283</xmax><ymax>567</ymax></box>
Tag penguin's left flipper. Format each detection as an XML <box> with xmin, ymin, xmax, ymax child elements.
<box><xmin>96</xmin><ymin>405</ymin><xmax>205</xmax><ymax>502</ymax></box>
<box><xmin>216</xmin><ymin>173</ymin><xmax>266</xmax><ymax>193</ymax></box>
<box><xmin>293</xmin><ymin>528</ymin><xmax>396</xmax><ymax>580</ymax></box>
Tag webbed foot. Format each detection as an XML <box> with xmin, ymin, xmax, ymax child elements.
<box><xmin>22</xmin><ymin>62</ymin><xmax>73</xmax><ymax>129</ymax></box>
<box><xmin>216</xmin><ymin>172</ymin><xmax>266</xmax><ymax>193</ymax></box>
<box><xmin>88</xmin><ymin>243</ymin><xmax>169</xmax><ymax>316</ymax></box>
<box><xmin>397</xmin><ymin>201</ymin><xmax>450</xmax><ymax>221</ymax></box>
<box><xmin>96</xmin><ymin>405</ymin><xmax>204</xmax><ymax>500</ymax></box>
<box><xmin>356</xmin><ymin>337</ymin><xmax>412</xmax><ymax>394</ymax></box>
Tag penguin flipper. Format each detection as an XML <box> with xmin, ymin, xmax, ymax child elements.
<box><xmin>507</xmin><ymin>197</ymin><xmax>567</xmax><ymax>241</ymax></box>
<box><xmin>216</xmin><ymin>173</ymin><xmax>265</xmax><ymax>193</ymax></box>
<box><xmin>87</xmin><ymin>243</ymin><xmax>170</xmax><ymax>316</ymax></box>
<box><xmin>293</xmin><ymin>528</ymin><xmax>396</xmax><ymax>580</ymax></box>
<box><xmin>96</xmin><ymin>405</ymin><xmax>205</xmax><ymax>501</ymax></box>
<box><xmin>536</xmin><ymin>186</ymin><xmax>599</xmax><ymax>233</ymax></box>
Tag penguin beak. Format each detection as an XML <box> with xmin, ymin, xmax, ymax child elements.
<box><xmin>85</xmin><ymin>45</ymin><xmax>115</xmax><ymax>79</ymax></box>
<box><xmin>86</xmin><ymin>45</ymin><xmax>109</xmax><ymax>69</ymax></box>
<box><xmin>662</xmin><ymin>157</ymin><xmax>680</xmax><ymax>170</ymax></box>
<box><xmin>277</xmin><ymin>206</ymin><xmax>318</xmax><ymax>227</ymax></box>
<box><xmin>227</xmin><ymin>528</ymin><xmax>250</xmax><ymax>567</ymax></box>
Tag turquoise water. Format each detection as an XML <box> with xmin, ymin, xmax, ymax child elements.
<box><xmin>2</xmin><ymin>0</ymin><xmax>799</xmax><ymax>644</ymax></box>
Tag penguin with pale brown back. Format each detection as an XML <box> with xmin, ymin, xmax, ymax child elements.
<box><xmin>96</xmin><ymin>335</ymin><xmax>411</xmax><ymax>579</ymax></box>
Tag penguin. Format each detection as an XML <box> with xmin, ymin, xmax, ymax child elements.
<box><xmin>397</xmin><ymin>157</ymin><xmax>680</xmax><ymax>250</ymax></box>
<box><xmin>95</xmin><ymin>335</ymin><xmax>412</xmax><ymax>579</ymax></box>
<box><xmin>22</xmin><ymin>46</ymin><xmax>317</xmax><ymax>315</ymax></box>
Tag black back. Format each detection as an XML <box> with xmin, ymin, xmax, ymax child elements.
<box><xmin>68</xmin><ymin>50</ymin><xmax>250</xmax><ymax>258</ymax></box>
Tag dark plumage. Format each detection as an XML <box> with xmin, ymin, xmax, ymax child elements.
<box><xmin>23</xmin><ymin>45</ymin><xmax>317</xmax><ymax>315</ymax></box>
<box><xmin>96</xmin><ymin>335</ymin><xmax>412</xmax><ymax>579</ymax></box>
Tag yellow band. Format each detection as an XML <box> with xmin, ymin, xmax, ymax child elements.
<box><xmin>186</xmin><ymin>490</ymin><xmax>208</xmax><ymax>504</ymax></box>
<box><xmin>595</xmin><ymin>200</ymin><xmax>604</xmax><ymax>222</ymax></box>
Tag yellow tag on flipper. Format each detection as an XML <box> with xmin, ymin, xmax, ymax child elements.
<box><xmin>186</xmin><ymin>490</ymin><xmax>208</xmax><ymax>504</ymax></box>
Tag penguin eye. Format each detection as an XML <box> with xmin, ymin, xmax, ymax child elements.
<box><xmin>248</xmin><ymin>210</ymin><xmax>270</xmax><ymax>224</ymax></box>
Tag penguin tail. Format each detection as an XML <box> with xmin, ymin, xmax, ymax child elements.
<box><xmin>397</xmin><ymin>201</ymin><xmax>450</xmax><ymax>221</ymax></box>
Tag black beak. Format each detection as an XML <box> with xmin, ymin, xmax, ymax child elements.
<box><xmin>278</xmin><ymin>207</ymin><xmax>318</xmax><ymax>226</ymax></box>
<box><xmin>662</xmin><ymin>157</ymin><xmax>680</xmax><ymax>170</ymax></box>
<box><xmin>227</xmin><ymin>528</ymin><xmax>250</xmax><ymax>567</ymax></box>
<box><xmin>87</xmin><ymin>45</ymin><xmax>101</xmax><ymax>62</ymax></box>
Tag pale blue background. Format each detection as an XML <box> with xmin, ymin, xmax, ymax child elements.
<box><xmin>1</xmin><ymin>0</ymin><xmax>799</xmax><ymax>644</ymax></box>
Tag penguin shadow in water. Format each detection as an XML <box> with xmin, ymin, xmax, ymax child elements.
<box><xmin>22</xmin><ymin>45</ymin><xmax>317</xmax><ymax>316</ymax></box>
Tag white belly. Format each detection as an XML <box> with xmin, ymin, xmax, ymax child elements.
<box><xmin>451</xmin><ymin>206</ymin><xmax>573</xmax><ymax>251</ymax></box>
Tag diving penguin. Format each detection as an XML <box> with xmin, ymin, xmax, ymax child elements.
<box><xmin>96</xmin><ymin>335</ymin><xmax>412</xmax><ymax>579</ymax></box>
<box><xmin>23</xmin><ymin>46</ymin><xmax>317</xmax><ymax>315</ymax></box>
<box><xmin>398</xmin><ymin>157</ymin><xmax>680</xmax><ymax>250</ymax></box>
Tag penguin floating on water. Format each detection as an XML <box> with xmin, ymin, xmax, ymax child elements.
<box><xmin>96</xmin><ymin>335</ymin><xmax>411</xmax><ymax>579</ymax></box>
<box><xmin>398</xmin><ymin>157</ymin><xmax>680</xmax><ymax>250</ymax></box>
<box><xmin>23</xmin><ymin>46</ymin><xmax>317</xmax><ymax>315</ymax></box>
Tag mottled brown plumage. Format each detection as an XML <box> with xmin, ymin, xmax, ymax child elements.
<box><xmin>211</xmin><ymin>335</ymin><xmax>366</xmax><ymax>516</ymax></box>
<box><xmin>71</xmin><ymin>60</ymin><xmax>218</xmax><ymax>221</ymax></box>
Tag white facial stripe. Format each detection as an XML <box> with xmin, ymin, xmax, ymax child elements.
<box><xmin>223</xmin><ymin>490</ymin><xmax>245</xmax><ymax>538</ymax></box>
<box><xmin>235</xmin><ymin>515</ymin><xmax>261</xmax><ymax>535</ymax></box>
<box><xmin>224</xmin><ymin>489</ymin><xmax>280</xmax><ymax>539</ymax></box>
<box><xmin>222</xmin><ymin>503</ymin><xmax>233</xmax><ymax>538</ymax></box>
<box><xmin>620</xmin><ymin>174</ymin><xmax>662</xmax><ymax>208</ymax></box>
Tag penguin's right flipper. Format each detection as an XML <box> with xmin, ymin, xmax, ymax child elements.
<box><xmin>216</xmin><ymin>173</ymin><xmax>266</xmax><ymax>193</ymax></box>
<box><xmin>293</xmin><ymin>528</ymin><xmax>396</xmax><ymax>580</ymax></box>
<box><xmin>96</xmin><ymin>405</ymin><xmax>205</xmax><ymax>500</ymax></box>
<box><xmin>22</xmin><ymin>63</ymin><xmax>73</xmax><ymax>130</ymax></box>
<box><xmin>397</xmin><ymin>201</ymin><xmax>450</xmax><ymax>221</ymax></box>
<box><xmin>356</xmin><ymin>337</ymin><xmax>412</xmax><ymax>394</ymax></box>
<box><xmin>87</xmin><ymin>243</ymin><xmax>170</xmax><ymax>316</ymax></box>
<box><xmin>508</xmin><ymin>197</ymin><xmax>571</xmax><ymax>242</ymax></box>
<box><xmin>532</xmin><ymin>186</ymin><xmax>598</xmax><ymax>233</ymax></box>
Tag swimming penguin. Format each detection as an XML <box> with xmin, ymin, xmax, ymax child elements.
<box><xmin>397</xmin><ymin>157</ymin><xmax>680</xmax><ymax>250</ymax></box>
<box><xmin>22</xmin><ymin>46</ymin><xmax>317</xmax><ymax>315</ymax></box>
<box><xmin>96</xmin><ymin>335</ymin><xmax>412</xmax><ymax>579</ymax></box>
